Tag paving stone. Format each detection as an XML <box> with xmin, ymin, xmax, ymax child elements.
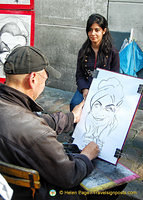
<box><xmin>37</xmin><ymin>86</ymin><xmax>73</xmax><ymax>113</ymax></box>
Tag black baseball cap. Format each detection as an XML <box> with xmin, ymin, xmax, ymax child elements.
<box><xmin>4</xmin><ymin>46</ymin><xmax>61</xmax><ymax>79</ymax></box>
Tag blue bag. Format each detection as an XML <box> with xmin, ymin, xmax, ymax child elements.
<box><xmin>120</xmin><ymin>40</ymin><xmax>143</xmax><ymax>77</ymax></box>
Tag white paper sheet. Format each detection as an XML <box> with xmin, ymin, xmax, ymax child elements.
<box><xmin>0</xmin><ymin>1</ymin><xmax>30</xmax><ymax>4</ymax></box>
<box><xmin>0</xmin><ymin>14</ymin><xmax>31</xmax><ymax>77</ymax></box>
<box><xmin>72</xmin><ymin>68</ymin><xmax>143</xmax><ymax>164</ymax></box>
<box><xmin>0</xmin><ymin>174</ymin><xmax>13</xmax><ymax>200</ymax></box>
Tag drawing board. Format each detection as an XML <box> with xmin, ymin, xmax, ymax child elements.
<box><xmin>72</xmin><ymin>68</ymin><xmax>143</xmax><ymax>165</ymax></box>
<box><xmin>0</xmin><ymin>10</ymin><xmax>35</xmax><ymax>82</ymax></box>
<box><xmin>80</xmin><ymin>159</ymin><xmax>140</xmax><ymax>192</ymax></box>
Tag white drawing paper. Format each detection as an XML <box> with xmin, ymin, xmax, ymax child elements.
<box><xmin>72</xmin><ymin>68</ymin><xmax>143</xmax><ymax>165</ymax></box>
<box><xmin>0</xmin><ymin>14</ymin><xmax>31</xmax><ymax>78</ymax></box>
<box><xmin>0</xmin><ymin>173</ymin><xmax>13</xmax><ymax>200</ymax></box>
<box><xmin>0</xmin><ymin>0</ymin><xmax>30</xmax><ymax>4</ymax></box>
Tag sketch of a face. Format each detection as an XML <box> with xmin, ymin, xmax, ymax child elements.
<box><xmin>0</xmin><ymin>21</ymin><xmax>28</xmax><ymax>64</ymax></box>
<box><xmin>5</xmin><ymin>0</ymin><xmax>30</xmax><ymax>4</ymax></box>
<box><xmin>91</xmin><ymin>94</ymin><xmax>116</xmax><ymax>127</ymax></box>
<box><xmin>0</xmin><ymin>0</ymin><xmax>27</xmax><ymax>4</ymax></box>
<box><xmin>84</xmin><ymin>78</ymin><xmax>124</xmax><ymax>150</ymax></box>
<box><xmin>0</xmin><ymin>17</ymin><xmax>28</xmax><ymax>77</ymax></box>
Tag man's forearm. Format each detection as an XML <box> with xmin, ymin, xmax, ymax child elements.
<box><xmin>40</xmin><ymin>112</ymin><xmax>74</xmax><ymax>134</ymax></box>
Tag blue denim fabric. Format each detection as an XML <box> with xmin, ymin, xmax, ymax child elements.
<box><xmin>70</xmin><ymin>90</ymin><xmax>83</xmax><ymax>111</ymax></box>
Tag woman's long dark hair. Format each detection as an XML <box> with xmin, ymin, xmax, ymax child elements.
<box><xmin>80</xmin><ymin>13</ymin><xmax>112</xmax><ymax>66</ymax></box>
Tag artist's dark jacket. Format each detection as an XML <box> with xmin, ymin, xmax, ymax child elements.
<box><xmin>0</xmin><ymin>84</ymin><xmax>94</xmax><ymax>200</ymax></box>
<box><xmin>76</xmin><ymin>46</ymin><xmax>120</xmax><ymax>92</ymax></box>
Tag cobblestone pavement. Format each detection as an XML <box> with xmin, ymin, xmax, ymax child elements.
<box><xmin>36</xmin><ymin>86</ymin><xmax>143</xmax><ymax>200</ymax></box>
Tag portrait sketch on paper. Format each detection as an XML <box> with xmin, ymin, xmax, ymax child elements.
<box><xmin>83</xmin><ymin>77</ymin><xmax>124</xmax><ymax>151</ymax></box>
<box><xmin>0</xmin><ymin>13</ymin><xmax>31</xmax><ymax>78</ymax></box>
<box><xmin>72</xmin><ymin>68</ymin><xmax>143</xmax><ymax>164</ymax></box>
<box><xmin>0</xmin><ymin>0</ymin><xmax>30</xmax><ymax>4</ymax></box>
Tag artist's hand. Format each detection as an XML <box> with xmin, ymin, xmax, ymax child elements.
<box><xmin>72</xmin><ymin>100</ymin><xmax>84</xmax><ymax>123</ymax></box>
<box><xmin>80</xmin><ymin>141</ymin><xmax>100</xmax><ymax>160</ymax></box>
<box><xmin>82</xmin><ymin>89</ymin><xmax>89</xmax><ymax>100</ymax></box>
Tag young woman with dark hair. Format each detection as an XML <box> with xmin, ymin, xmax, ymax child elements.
<box><xmin>70</xmin><ymin>13</ymin><xmax>120</xmax><ymax>111</ymax></box>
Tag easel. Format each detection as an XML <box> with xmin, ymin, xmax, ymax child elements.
<box><xmin>78</xmin><ymin>83</ymin><xmax>143</xmax><ymax>199</ymax></box>
<box><xmin>68</xmin><ymin>80</ymin><xmax>143</xmax><ymax>199</ymax></box>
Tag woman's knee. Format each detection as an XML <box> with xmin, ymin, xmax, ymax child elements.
<box><xmin>70</xmin><ymin>90</ymin><xmax>83</xmax><ymax>111</ymax></box>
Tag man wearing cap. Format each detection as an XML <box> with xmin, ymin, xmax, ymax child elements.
<box><xmin>0</xmin><ymin>46</ymin><xmax>99</xmax><ymax>200</ymax></box>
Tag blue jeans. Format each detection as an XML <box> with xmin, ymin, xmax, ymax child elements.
<box><xmin>70</xmin><ymin>90</ymin><xmax>83</xmax><ymax>111</ymax></box>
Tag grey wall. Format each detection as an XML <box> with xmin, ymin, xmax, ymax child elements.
<box><xmin>34</xmin><ymin>0</ymin><xmax>143</xmax><ymax>92</ymax></box>
<box><xmin>108</xmin><ymin>0</ymin><xmax>143</xmax><ymax>49</ymax></box>
<box><xmin>34</xmin><ymin>0</ymin><xmax>107</xmax><ymax>92</ymax></box>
